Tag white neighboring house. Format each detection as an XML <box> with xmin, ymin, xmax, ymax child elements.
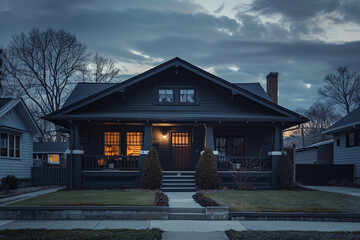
<box><xmin>323</xmin><ymin>106</ymin><xmax>360</xmax><ymax>184</ymax></box>
<box><xmin>0</xmin><ymin>98</ymin><xmax>41</xmax><ymax>184</ymax></box>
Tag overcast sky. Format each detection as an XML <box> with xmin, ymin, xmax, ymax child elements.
<box><xmin>1</xmin><ymin>0</ymin><xmax>360</xmax><ymax>112</ymax></box>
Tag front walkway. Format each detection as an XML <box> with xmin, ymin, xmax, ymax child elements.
<box><xmin>166</xmin><ymin>192</ymin><xmax>202</xmax><ymax>208</ymax></box>
<box><xmin>0</xmin><ymin>187</ymin><xmax>65</xmax><ymax>206</ymax></box>
<box><xmin>305</xmin><ymin>186</ymin><xmax>360</xmax><ymax>198</ymax></box>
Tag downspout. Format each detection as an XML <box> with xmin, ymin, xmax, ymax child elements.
<box><xmin>70</xmin><ymin>120</ymin><xmax>73</xmax><ymax>189</ymax></box>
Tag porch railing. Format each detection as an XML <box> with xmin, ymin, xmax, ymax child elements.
<box><xmin>217</xmin><ymin>156</ymin><xmax>271</xmax><ymax>171</ymax></box>
<box><xmin>82</xmin><ymin>155</ymin><xmax>139</xmax><ymax>170</ymax></box>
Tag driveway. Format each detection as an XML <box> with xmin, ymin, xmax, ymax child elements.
<box><xmin>305</xmin><ymin>186</ymin><xmax>360</xmax><ymax>198</ymax></box>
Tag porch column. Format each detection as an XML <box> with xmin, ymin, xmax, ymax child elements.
<box><xmin>270</xmin><ymin>125</ymin><xmax>282</xmax><ymax>189</ymax></box>
<box><xmin>67</xmin><ymin>122</ymin><xmax>83</xmax><ymax>189</ymax></box>
<box><xmin>204</xmin><ymin>124</ymin><xmax>215</xmax><ymax>151</ymax></box>
<box><xmin>139</xmin><ymin>123</ymin><xmax>152</xmax><ymax>182</ymax></box>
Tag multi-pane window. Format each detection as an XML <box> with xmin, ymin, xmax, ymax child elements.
<box><xmin>215</xmin><ymin>137</ymin><xmax>227</xmax><ymax>157</ymax></box>
<box><xmin>0</xmin><ymin>133</ymin><xmax>20</xmax><ymax>158</ymax></box>
<box><xmin>171</xmin><ymin>132</ymin><xmax>189</xmax><ymax>147</ymax></box>
<box><xmin>158</xmin><ymin>89</ymin><xmax>173</xmax><ymax>103</ymax></box>
<box><xmin>1</xmin><ymin>134</ymin><xmax>7</xmax><ymax>157</ymax></box>
<box><xmin>347</xmin><ymin>131</ymin><xmax>360</xmax><ymax>147</ymax></box>
<box><xmin>15</xmin><ymin>136</ymin><xmax>20</xmax><ymax>158</ymax></box>
<box><xmin>180</xmin><ymin>89</ymin><xmax>195</xmax><ymax>103</ymax></box>
<box><xmin>127</xmin><ymin>132</ymin><xmax>143</xmax><ymax>156</ymax></box>
<box><xmin>104</xmin><ymin>132</ymin><xmax>120</xmax><ymax>156</ymax></box>
<box><xmin>215</xmin><ymin>136</ymin><xmax>244</xmax><ymax>157</ymax></box>
<box><xmin>48</xmin><ymin>154</ymin><xmax>59</xmax><ymax>164</ymax></box>
<box><xmin>233</xmin><ymin>137</ymin><xmax>244</xmax><ymax>156</ymax></box>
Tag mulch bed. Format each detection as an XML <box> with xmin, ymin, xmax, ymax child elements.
<box><xmin>192</xmin><ymin>192</ymin><xmax>219</xmax><ymax>207</ymax></box>
<box><xmin>155</xmin><ymin>192</ymin><xmax>169</xmax><ymax>206</ymax></box>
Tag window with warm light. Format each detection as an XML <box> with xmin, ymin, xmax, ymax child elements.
<box><xmin>171</xmin><ymin>132</ymin><xmax>189</xmax><ymax>147</ymax></box>
<box><xmin>104</xmin><ymin>132</ymin><xmax>120</xmax><ymax>156</ymax></box>
<box><xmin>48</xmin><ymin>154</ymin><xmax>59</xmax><ymax>164</ymax></box>
<box><xmin>127</xmin><ymin>132</ymin><xmax>143</xmax><ymax>156</ymax></box>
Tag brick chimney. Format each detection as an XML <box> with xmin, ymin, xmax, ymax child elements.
<box><xmin>266</xmin><ymin>72</ymin><xmax>278</xmax><ymax>104</ymax></box>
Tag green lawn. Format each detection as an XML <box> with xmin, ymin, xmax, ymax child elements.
<box><xmin>11</xmin><ymin>190</ymin><xmax>156</xmax><ymax>206</ymax></box>
<box><xmin>205</xmin><ymin>190</ymin><xmax>360</xmax><ymax>213</ymax></box>
<box><xmin>0</xmin><ymin>229</ymin><xmax>162</xmax><ymax>240</ymax></box>
<box><xmin>226</xmin><ymin>230</ymin><xmax>360</xmax><ymax>240</ymax></box>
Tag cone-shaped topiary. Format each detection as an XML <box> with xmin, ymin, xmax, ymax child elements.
<box><xmin>195</xmin><ymin>146</ymin><xmax>221</xmax><ymax>190</ymax></box>
<box><xmin>142</xmin><ymin>147</ymin><xmax>163</xmax><ymax>190</ymax></box>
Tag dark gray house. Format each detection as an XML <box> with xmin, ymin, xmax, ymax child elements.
<box><xmin>44</xmin><ymin>57</ymin><xmax>307</xmax><ymax>189</ymax></box>
<box><xmin>324</xmin><ymin>107</ymin><xmax>360</xmax><ymax>183</ymax></box>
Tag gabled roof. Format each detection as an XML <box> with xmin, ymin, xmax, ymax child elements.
<box><xmin>233</xmin><ymin>83</ymin><xmax>272</xmax><ymax>101</ymax></box>
<box><xmin>0</xmin><ymin>98</ymin><xmax>42</xmax><ymax>137</ymax></box>
<box><xmin>323</xmin><ymin>106</ymin><xmax>360</xmax><ymax>134</ymax></box>
<box><xmin>45</xmin><ymin>57</ymin><xmax>307</xmax><ymax>123</ymax></box>
<box><xmin>33</xmin><ymin>142</ymin><xmax>69</xmax><ymax>154</ymax></box>
<box><xmin>62</xmin><ymin>83</ymin><xmax>116</xmax><ymax>108</ymax></box>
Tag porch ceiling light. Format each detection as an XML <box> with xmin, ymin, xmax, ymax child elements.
<box><xmin>163</xmin><ymin>134</ymin><xmax>167</xmax><ymax>139</ymax></box>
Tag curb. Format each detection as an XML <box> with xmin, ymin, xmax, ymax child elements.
<box><xmin>230</xmin><ymin>212</ymin><xmax>360</xmax><ymax>222</ymax></box>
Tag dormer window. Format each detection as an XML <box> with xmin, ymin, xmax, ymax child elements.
<box><xmin>180</xmin><ymin>89</ymin><xmax>195</xmax><ymax>103</ymax></box>
<box><xmin>158</xmin><ymin>89</ymin><xmax>174</xmax><ymax>103</ymax></box>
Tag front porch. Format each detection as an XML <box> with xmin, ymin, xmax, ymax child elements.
<box><xmin>66</xmin><ymin>121</ymin><xmax>282</xmax><ymax>189</ymax></box>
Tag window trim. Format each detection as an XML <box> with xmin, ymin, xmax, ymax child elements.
<box><xmin>0</xmin><ymin>132</ymin><xmax>21</xmax><ymax>159</ymax></box>
<box><xmin>157</xmin><ymin>87</ymin><xmax>175</xmax><ymax>104</ymax></box>
<box><xmin>179</xmin><ymin>88</ymin><xmax>197</xmax><ymax>104</ymax></box>
<box><xmin>346</xmin><ymin>130</ymin><xmax>360</xmax><ymax>148</ymax></box>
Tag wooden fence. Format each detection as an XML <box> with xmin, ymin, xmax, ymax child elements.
<box><xmin>31</xmin><ymin>167</ymin><xmax>66</xmax><ymax>186</ymax></box>
<box><xmin>296</xmin><ymin>164</ymin><xmax>354</xmax><ymax>185</ymax></box>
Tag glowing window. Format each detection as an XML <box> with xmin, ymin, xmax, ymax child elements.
<box><xmin>127</xmin><ymin>132</ymin><xmax>143</xmax><ymax>156</ymax></box>
<box><xmin>48</xmin><ymin>154</ymin><xmax>59</xmax><ymax>164</ymax></box>
<box><xmin>104</xmin><ymin>132</ymin><xmax>120</xmax><ymax>156</ymax></box>
<box><xmin>171</xmin><ymin>132</ymin><xmax>189</xmax><ymax>147</ymax></box>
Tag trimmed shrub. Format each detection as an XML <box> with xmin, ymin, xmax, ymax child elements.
<box><xmin>1</xmin><ymin>175</ymin><xmax>19</xmax><ymax>191</ymax></box>
<box><xmin>141</xmin><ymin>147</ymin><xmax>163</xmax><ymax>190</ymax></box>
<box><xmin>195</xmin><ymin>147</ymin><xmax>221</xmax><ymax>190</ymax></box>
<box><xmin>279</xmin><ymin>151</ymin><xmax>294</xmax><ymax>190</ymax></box>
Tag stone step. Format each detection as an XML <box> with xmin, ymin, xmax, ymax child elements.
<box><xmin>168</xmin><ymin>213</ymin><xmax>207</xmax><ymax>220</ymax></box>
<box><xmin>162</xmin><ymin>175</ymin><xmax>194</xmax><ymax>178</ymax></box>
<box><xmin>162</xmin><ymin>179</ymin><xmax>195</xmax><ymax>183</ymax></box>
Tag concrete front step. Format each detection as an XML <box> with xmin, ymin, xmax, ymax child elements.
<box><xmin>168</xmin><ymin>213</ymin><xmax>207</xmax><ymax>220</ymax></box>
<box><xmin>162</xmin><ymin>182</ymin><xmax>195</xmax><ymax>186</ymax></box>
<box><xmin>161</xmin><ymin>187</ymin><xmax>196</xmax><ymax>192</ymax></box>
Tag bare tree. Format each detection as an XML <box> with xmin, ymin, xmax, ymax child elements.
<box><xmin>318</xmin><ymin>66</ymin><xmax>360</xmax><ymax>114</ymax></box>
<box><xmin>80</xmin><ymin>53</ymin><xmax>121</xmax><ymax>83</ymax></box>
<box><xmin>2</xmin><ymin>28</ymin><xmax>89</xmax><ymax>141</ymax></box>
<box><xmin>305</xmin><ymin>102</ymin><xmax>342</xmax><ymax>134</ymax></box>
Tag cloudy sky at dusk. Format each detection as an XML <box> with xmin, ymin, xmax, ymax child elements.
<box><xmin>1</xmin><ymin>0</ymin><xmax>360</xmax><ymax>111</ymax></box>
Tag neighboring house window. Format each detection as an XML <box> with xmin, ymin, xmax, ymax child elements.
<box><xmin>15</xmin><ymin>136</ymin><xmax>20</xmax><ymax>158</ymax></box>
<box><xmin>127</xmin><ymin>132</ymin><xmax>143</xmax><ymax>156</ymax></box>
<box><xmin>1</xmin><ymin>133</ymin><xmax>7</xmax><ymax>157</ymax></box>
<box><xmin>48</xmin><ymin>154</ymin><xmax>59</xmax><ymax>164</ymax></box>
<box><xmin>104</xmin><ymin>132</ymin><xmax>120</xmax><ymax>156</ymax></box>
<box><xmin>0</xmin><ymin>133</ymin><xmax>20</xmax><ymax>158</ymax></box>
<box><xmin>336</xmin><ymin>139</ymin><xmax>340</xmax><ymax>147</ymax></box>
<box><xmin>347</xmin><ymin>131</ymin><xmax>360</xmax><ymax>147</ymax></box>
<box><xmin>180</xmin><ymin>89</ymin><xmax>195</xmax><ymax>103</ymax></box>
<box><xmin>158</xmin><ymin>89</ymin><xmax>174</xmax><ymax>103</ymax></box>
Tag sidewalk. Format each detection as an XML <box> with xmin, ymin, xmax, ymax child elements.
<box><xmin>305</xmin><ymin>186</ymin><xmax>360</xmax><ymax>198</ymax></box>
<box><xmin>0</xmin><ymin>187</ymin><xmax>64</xmax><ymax>206</ymax></box>
<box><xmin>1</xmin><ymin>219</ymin><xmax>360</xmax><ymax>232</ymax></box>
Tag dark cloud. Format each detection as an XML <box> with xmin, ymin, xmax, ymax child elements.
<box><xmin>0</xmin><ymin>0</ymin><xmax>359</xmax><ymax>112</ymax></box>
